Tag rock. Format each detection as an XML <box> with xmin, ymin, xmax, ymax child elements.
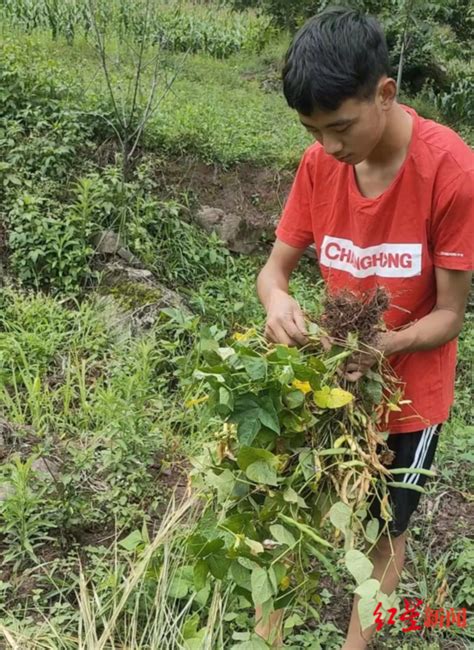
<box><xmin>195</xmin><ymin>206</ymin><xmax>270</xmax><ymax>254</ymax></box>
<box><xmin>93</xmin><ymin>231</ymin><xmax>143</xmax><ymax>267</ymax></box>
<box><xmin>99</xmin><ymin>261</ymin><xmax>192</xmax><ymax>333</ymax></box>
<box><xmin>31</xmin><ymin>457</ymin><xmax>60</xmax><ymax>477</ymax></box>
<box><xmin>117</xmin><ymin>246</ymin><xmax>142</xmax><ymax>267</ymax></box>
<box><xmin>93</xmin><ymin>230</ymin><xmax>123</xmax><ymax>254</ymax></box>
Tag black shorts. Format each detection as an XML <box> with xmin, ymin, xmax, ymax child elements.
<box><xmin>369</xmin><ymin>424</ymin><xmax>442</xmax><ymax>537</ymax></box>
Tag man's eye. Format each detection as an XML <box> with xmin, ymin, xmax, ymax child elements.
<box><xmin>335</xmin><ymin>125</ymin><xmax>351</xmax><ymax>133</ymax></box>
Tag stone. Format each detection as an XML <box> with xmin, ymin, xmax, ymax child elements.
<box><xmin>93</xmin><ymin>230</ymin><xmax>123</xmax><ymax>254</ymax></box>
<box><xmin>31</xmin><ymin>457</ymin><xmax>60</xmax><ymax>477</ymax></box>
<box><xmin>99</xmin><ymin>261</ymin><xmax>192</xmax><ymax>333</ymax></box>
<box><xmin>195</xmin><ymin>205</ymin><xmax>270</xmax><ymax>254</ymax></box>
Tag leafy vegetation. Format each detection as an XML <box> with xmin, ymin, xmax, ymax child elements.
<box><xmin>0</xmin><ymin>1</ymin><xmax>472</xmax><ymax>648</ymax></box>
<box><xmin>0</xmin><ymin>0</ymin><xmax>273</xmax><ymax>56</ymax></box>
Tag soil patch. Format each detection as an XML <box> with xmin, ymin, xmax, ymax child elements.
<box><xmin>152</xmin><ymin>155</ymin><xmax>294</xmax><ymax>230</ymax></box>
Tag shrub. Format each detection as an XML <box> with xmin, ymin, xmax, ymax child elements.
<box><xmin>7</xmin><ymin>181</ymin><xmax>97</xmax><ymax>294</ymax></box>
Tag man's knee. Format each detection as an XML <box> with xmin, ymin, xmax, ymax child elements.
<box><xmin>372</xmin><ymin>531</ymin><xmax>407</xmax><ymax>558</ymax></box>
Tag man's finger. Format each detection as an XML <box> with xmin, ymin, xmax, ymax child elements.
<box><xmin>292</xmin><ymin>309</ymin><xmax>309</xmax><ymax>343</ymax></box>
<box><xmin>286</xmin><ymin>321</ymin><xmax>308</xmax><ymax>346</ymax></box>
<box><xmin>320</xmin><ymin>335</ymin><xmax>333</xmax><ymax>352</ymax></box>
<box><xmin>345</xmin><ymin>362</ymin><xmax>362</xmax><ymax>373</ymax></box>
<box><xmin>345</xmin><ymin>369</ymin><xmax>363</xmax><ymax>382</ymax></box>
<box><xmin>267</xmin><ymin>324</ymin><xmax>295</xmax><ymax>347</ymax></box>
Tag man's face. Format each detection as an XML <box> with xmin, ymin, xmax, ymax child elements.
<box><xmin>297</xmin><ymin>95</ymin><xmax>387</xmax><ymax>165</ymax></box>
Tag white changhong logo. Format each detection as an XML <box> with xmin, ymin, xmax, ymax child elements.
<box><xmin>320</xmin><ymin>236</ymin><xmax>422</xmax><ymax>278</ymax></box>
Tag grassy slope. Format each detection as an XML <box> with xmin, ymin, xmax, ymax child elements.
<box><xmin>2</xmin><ymin>28</ymin><xmax>311</xmax><ymax>169</ymax></box>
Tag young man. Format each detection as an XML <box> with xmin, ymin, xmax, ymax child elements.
<box><xmin>256</xmin><ymin>7</ymin><xmax>473</xmax><ymax>649</ymax></box>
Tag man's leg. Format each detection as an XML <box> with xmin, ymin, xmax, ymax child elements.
<box><xmin>255</xmin><ymin>606</ymin><xmax>284</xmax><ymax>647</ymax></box>
<box><xmin>341</xmin><ymin>426</ymin><xmax>440</xmax><ymax>648</ymax></box>
<box><xmin>341</xmin><ymin>531</ymin><xmax>406</xmax><ymax>649</ymax></box>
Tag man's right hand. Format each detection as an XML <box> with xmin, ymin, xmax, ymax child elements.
<box><xmin>264</xmin><ymin>290</ymin><xmax>308</xmax><ymax>347</ymax></box>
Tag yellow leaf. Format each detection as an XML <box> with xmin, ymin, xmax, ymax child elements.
<box><xmin>314</xmin><ymin>386</ymin><xmax>353</xmax><ymax>409</ymax></box>
<box><xmin>291</xmin><ymin>379</ymin><xmax>312</xmax><ymax>394</ymax></box>
<box><xmin>232</xmin><ymin>328</ymin><xmax>256</xmax><ymax>342</ymax></box>
<box><xmin>387</xmin><ymin>402</ymin><xmax>402</xmax><ymax>412</ymax></box>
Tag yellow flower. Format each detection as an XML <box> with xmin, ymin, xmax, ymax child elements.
<box><xmin>291</xmin><ymin>379</ymin><xmax>312</xmax><ymax>394</ymax></box>
<box><xmin>232</xmin><ymin>328</ymin><xmax>256</xmax><ymax>342</ymax></box>
<box><xmin>185</xmin><ymin>395</ymin><xmax>209</xmax><ymax>408</ymax></box>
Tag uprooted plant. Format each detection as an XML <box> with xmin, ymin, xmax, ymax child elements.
<box><xmin>183</xmin><ymin>288</ymin><xmax>434</xmax><ymax>643</ymax></box>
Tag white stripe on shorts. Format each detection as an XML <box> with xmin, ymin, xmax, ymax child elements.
<box><xmin>405</xmin><ymin>425</ymin><xmax>436</xmax><ymax>484</ymax></box>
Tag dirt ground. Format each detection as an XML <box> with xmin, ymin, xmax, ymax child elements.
<box><xmin>152</xmin><ymin>155</ymin><xmax>294</xmax><ymax>228</ymax></box>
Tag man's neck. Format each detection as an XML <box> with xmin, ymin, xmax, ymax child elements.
<box><xmin>364</xmin><ymin>103</ymin><xmax>413</xmax><ymax>168</ymax></box>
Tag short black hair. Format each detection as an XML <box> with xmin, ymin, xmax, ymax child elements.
<box><xmin>282</xmin><ymin>6</ymin><xmax>390</xmax><ymax>115</ymax></box>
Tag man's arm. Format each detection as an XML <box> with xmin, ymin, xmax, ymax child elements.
<box><xmin>345</xmin><ymin>268</ymin><xmax>472</xmax><ymax>381</ymax></box>
<box><xmin>257</xmin><ymin>239</ymin><xmax>309</xmax><ymax>346</ymax></box>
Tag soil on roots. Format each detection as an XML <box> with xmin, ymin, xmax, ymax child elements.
<box><xmin>319</xmin><ymin>286</ymin><xmax>390</xmax><ymax>346</ymax></box>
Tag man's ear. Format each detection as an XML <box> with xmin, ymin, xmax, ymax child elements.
<box><xmin>378</xmin><ymin>77</ymin><xmax>397</xmax><ymax>110</ymax></box>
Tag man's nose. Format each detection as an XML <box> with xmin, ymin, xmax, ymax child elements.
<box><xmin>322</xmin><ymin>135</ymin><xmax>343</xmax><ymax>156</ymax></box>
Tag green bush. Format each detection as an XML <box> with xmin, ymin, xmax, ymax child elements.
<box><xmin>7</xmin><ymin>181</ymin><xmax>97</xmax><ymax>294</ymax></box>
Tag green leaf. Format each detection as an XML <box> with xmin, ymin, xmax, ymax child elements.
<box><xmin>236</xmin><ymin>418</ymin><xmax>261</xmax><ymax>446</ymax></box>
<box><xmin>182</xmin><ymin>613</ymin><xmax>200</xmax><ymax>639</ymax></box>
<box><xmin>231</xmin><ymin>562</ymin><xmax>251</xmax><ymax>590</ymax></box>
<box><xmin>237</xmin><ymin>447</ymin><xmax>278</xmax><ymax>471</ymax></box>
<box><xmin>216</xmin><ymin>346</ymin><xmax>235</xmax><ymax>360</ymax></box>
<box><xmin>345</xmin><ymin>550</ymin><xmax>374</xmax><ymax>585</ymax></box>
<box><xmin>208</xmin><ymin>554</ymin><xmax>231</xmax><ymax>580</ymax></box>
<box><xmin>169</xmin><ymin>578</ymin><xmax>189</xmax><ymax>599</ymax></box>
<box><xmin>258</xmin><ymin>396</ymin><xmax>280</xmax><ymax>434</ymax></box>
<box><xmin>284</xmin><ymin>390</ymin><xmax>305</xmax><ymax>409</ymax></box>
<box><xmin>193</xmin><ymin>560</ymin><xmax>209</xmax><ymax>591</ymax></box>
<box><xmin>206</xmin><ymin>469</ymin><xmax>236</xmax><ymax>501</ymax></box>
<box><xmin>246</xmin><ymin>460</ymin><xmax>278</xmax><ymax>486</ymax></box>
<box><xmin>365</xmin><ymin>518</ymin><xmax>380</xmax><ymax>543</ymax></box>
<box><xmin>238</xmin><ymin>557</ymin><xmax>260</xmax><ymax>570</ymax></box>
<box><xmin>282</xmin><ymin>487</ymin><xmax>308</xmax><ymax>508</ymax></box>
<box><xmin>244</xmin><ymin>538</ymin><xmax>265</xmax><ymax>555</ymax></box>
<box><xmin>354</xmin><ymin>578</ymin><xmax>380</xmax><ymax>599</ymax></box>
<box><xmin>187</xmin><ymin>536</ymin><xmax>224</xmax><ymax>558</ymax></box>
<box><xmin>231</xmin><ymin>636</ymin><xmax>269</xmax><ymax>650</ymax></box>
<box><xmin>193</xmin><ymin>370</ymin><xmax>225</xmax><ymax>384</ymax></box>
<box><xmin>218</xmin><ymin>386</ymin><xmax>233</xmax><ymax>411</ymax></box>
<box><xmin>358</xmin><ymin>596</ymin><xmax>378</xmax><ymax>631</ymax></box>
<box><xmin>243</xmin><ymin>357</ymin><xmax>267</xmax><ymax>381</ymax></box>
<box><xmin>251</xmin><ymin>567</ymin><xmax>274</xmax><ymax>606</ymax></box>
<box><xmin>329</xmin><ymin>502</ymin><xmax>352</xmax><ymax>532</ymax></box>
<box><xmin>118</xmin><ymin>529</ymin><xmax>143</xmax><ymax>552</ymax></box>
<box><xmin>269</xmin><ymin>524</ymin><xmax>296</xmax><ymax>547</ymax></box>
<box><xmin>362</xmin><ymin>378</ymin><xmax>383</xmax><ymax>404</ymax></box>
<box><xmin>274</xmin><ymin>345</ymin><xmax>300</xmax><ymax>361</ymax></box>
<box><xmin>298</xmin><ymin>449</ymin><xmax>319</xmax><ymax>480</ymax></box>
<box><xmin>278</xmin><ymin>365</ymin><xmax>294</xmax><ymax>384</ymax></box>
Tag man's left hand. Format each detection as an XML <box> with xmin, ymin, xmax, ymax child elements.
<box><xmin>343</xmin><ymin>332</ymin><xmax>393</xmax><ymax>382</ymax></box>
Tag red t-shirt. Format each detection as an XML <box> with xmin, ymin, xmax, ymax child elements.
<box><xmin>276</xmin><ymin>106</ymin><xmax>473</xmax><ymax>433</ymax></box>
